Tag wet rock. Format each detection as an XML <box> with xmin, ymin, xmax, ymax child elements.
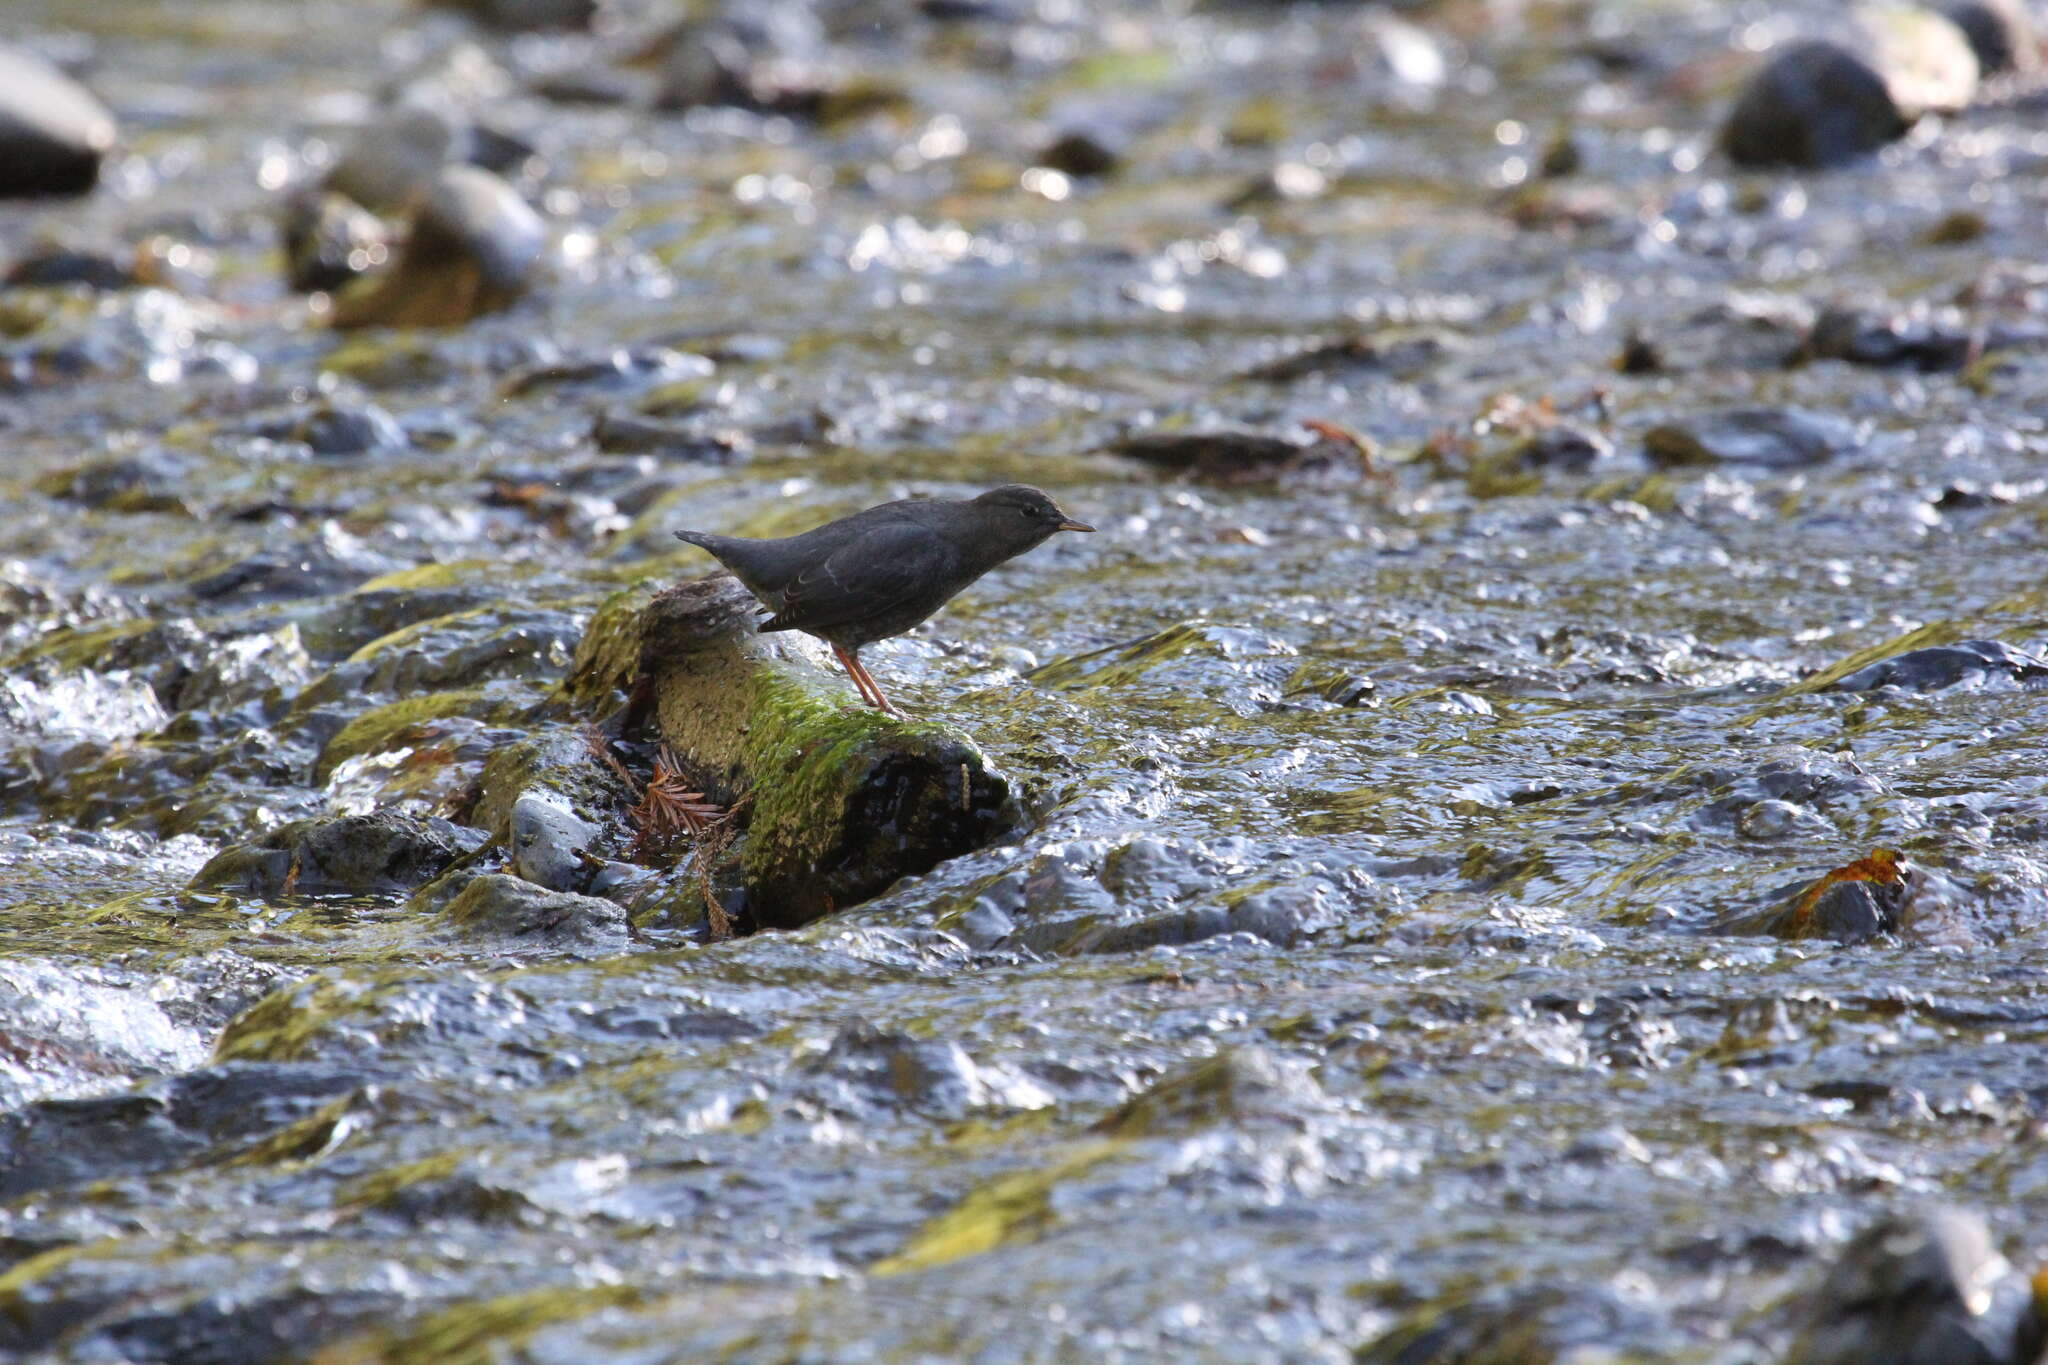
<box><xmin>1722</xmin><ymin>10</ymin><xmax>1980</xmax><ymax>170</ymax></box>
<box><xmin>470</xmin><ymin>727</ymin><xmax>626</xmax><ymax>849</ymax></box>
<box><xmin>1828</xmin><ymin>639</ymin><xmax>2048</xmax><ymax>693</ymax></box>
<box><xmin>502</xmin><ymin>345</ymin><xmax>713</xmax><ymax>396</ymax></box>
<box><xmin>1723</xmin><ymin>42</ymin><xmax>1906</xmax><ymax>169</ymax></box>
<box><xmin>1800</xmin><ymin>303</ymin><xmax>1977</xmax><ymax>371</ymax></box>
<box><xmin>1357</xmin><ymin>1283</ymin><xmax>1659</xmax><ymax>1363</ymax></box>
<box><xmin>188</xmin><ymin>542</ymin><xmax>392</xmax><ymax>603</ymax></box>
<box><xmin>1696</xmin><ymin>745</ymin><xmax>1888</xmax><ymax>828</ymax></box>
<box><xmin>1643</xmin><ymin>407</ymin><xmax>1858</xmax><ymax>470</ymax></box>
<box><xmin>4</xmin><ymin>245</ymin><xmax>137</xmax><ymax>290</ymax></box>
<box><xmin>1943</xmin><ymin>0</ymin><xmax>2039</xmax><ymax>74</ymax></box>
<box><xmin>1622</xmin><ymin>296</ymin><xmax>1813</xmax><ymax>374</ymax></box>
<box><xmin>190</xmin><ymin>811</ymin><xmax>487</xmax><ymax>899</ymax></box>
<box><xmin>655</xmin><ymin>13</ymin><xmax>837</xmax><ymax>118</ymax></box>
<box><xmin>1223</xmin><ymin>161</ymin><xmax>1328</xmax><ymax>210</ymax></box>
<box><xmin>330</xmin><ymin>165</ymin><xmax>547</xmax><ymax>329</ymax></box>
<box><xmin>1512</xmin><ymin>424</ymin><xmax>1612</xmax><ymax>472</ymax></box>
<box><xmin>1035</xmin><ymin>95</ymin><xmax>1169</xmax><ymax>178</ymax></box>
<box><xmin>1108</xmin><ymin>428</ymin><xmax>1308</xmax><ymax>483</ymax></box>
<box><xmin>0</xmin><ymin>47</ymin><xmax>117</xmax><ymax>198</ymax></box>
<box><xmin>804</xmin><ymin>1021</ymin><xmax>1052</xmax><ymax>1118</ymax></box>
<box><xmin>510</xmin><ymin>790</ymin><xmax>600</xmax><ymax>892</ymax></box>
<box><xmin>425</xmin><ymin>0</ymin><xmax>598</xmax><ymax>29</ymax></box>
<box><xmin>1098</xmin><ymin>1047</ymin><xmax>1326</xmax><ymax>1136</ymax></box>
<box><xmin>0</xmin><ymin>1061</ymin><xmax>369</xmax><ymax>1198</ymax></box>
<box><xmin>1777</xmin><ymin>875</ymin><xmax>1904</xmax><ymax>942</ymax></box>
<box><xmin>564</xmin><ymin>576</ymin><xmax>1012</xmax><ymax>929</ymax></box>
<box><xmin>1239</xmin><ymin>331</ymin><xmax>1454</xmax><ymax>383</ymax></box>
<box><xmin>1786</xmin><ymin>1208</ymin><xmax>2034</xmax><ymax>1365</ymax></box>
<box><xmin>592</xmin><ymin>411</ymin><xmax>748</xmax><ymax>461</ymax></box>
<box><xmin>36</xmin><ymin>449</ymin><xmax>195</xmax><ymax>513</ymax></box>
<box><xmin>442</xmin><ymin>872</ymin><xmax>629</xmax><ymax>947</ymax></box>
<box><xmin>338</xmin><ymin>606</ymin><xmax>585</xmax><ymax>696</ymax></box>
<box><xmin>1037</xmin><ymin>128</ymin><xmax>1120</xmax><ymax>178</ymax></box>
<box><xmin>291</xmin><ymin>402</ymin><xmax>408</xmax><ymax>455</ymax></box>
<box><xmin>84</xmin><ymin>1288</ymin><xmax>397</xmax><ymax>1365</ymax></box>
<box><xmin>280</xmin><ymin>190</ymin><xmax>389</xmax><ymax>295</ymax></box>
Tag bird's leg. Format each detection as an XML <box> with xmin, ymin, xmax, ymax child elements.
<box><xmin>843</xmin><ymin>648</ymin><xmax>903</xmax><ymax>717</ymax></box>
<box><xmin>830</xmin><ymin>643</ymin><xmax>887</xmax><ymax>711</ymax></box>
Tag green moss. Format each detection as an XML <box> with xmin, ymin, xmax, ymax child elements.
<box><xmin>214</xmin><ymin>975</ymin><xmax>382</xmax><ymax>1063</ymax></box>
<box><xmin>557</xmin><ymin>582</ymin><xmax>659</xmax><ymax>710</ymax></box>
<box><xmin>870</xmin><ymin>1140</ymin><xmax>1124</xmax><ymax>1276</ymax></box>
<box><xmin>355</xmin><ymin>560</ymin><xmax>520</xmax><ymax>594</ymax></box>
<box><xmin>325</xmin><ymin>1285</ymin><xmax>643</xmax><ymax>1365</ymax></box>
<box><xmin>734</xmin><ymin>665</ymin><xmax>935</xmax><ymax>887</ymax></box>
<box><xmin>344</xmin><ymin>606</ymin><xmax>498</xmax><ymax>666</ymax></box>
<box><xmin>4</xmin><ymin>617</ymin><xmax>157</xmax><ymax>672</ymax></box>
<box><xmin>315</xmin><ymin>688</ymin><xmax>489</xmax><ymax>781</ymax></box>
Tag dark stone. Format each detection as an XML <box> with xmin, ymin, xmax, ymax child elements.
<box><xmin>0</xmin><ymin>1062</ymin><xmax>369</xmax><ymax>1198</ymax></box>
<box><xmin>1801</xmin><ymin>305</ymin><xmax>1974</xmax><ymax>372</ymax></box>
<box><xmin>1514</xmin><ymin>424</ymin><xmax>1612</xmax><ymax>471</ymax></box>
<box><xmin>279</xmin><ymin>190</ymin><xmax>388</xmax><ymax>295</ymax></box>
<box><xmin>187</xmin><ymin>545</ymin><xmax>382</xmax><ymax>603</ymax></box>
<box><xmin>1109</xmin><ymin>428</ymin><xmax>1307</xmax><ymax>482</ymax></box>
<box><xmin>1239</xmin><ymin>332</ymin><xmax>1452</xmax><ymax>383</ymax></box>
<box><xmin>501</xmin><ymin>346</ymin><xmax>712</xmax><ymax>396</ymax></box>
<box><xmin>299</xmin><ymin>402</ymin><xmax>407</xmax><ymax>455</ymax></box>
<box><xmin>0</xmin><ymin>47</ymin><xmax>117</xmax><ymax>198</ymax></box>
<box><xmin>1775</xmin><ymin>877</ymin><xmax>1903</xmax><ymax>943</ymax></box>
<box><xmin>36</xmin><ymin>449</ymin><xmax>195</xmax><ymax>513</ymax></box>
<box><xmin>655</xmin><ymin>14</ymin><xmax>835</xmax><ymax>117</ymax></box>
<box><xmin>1358</xmin><ymin>1284</ymin><xmax>1660</xmax><ymax>1363</ymax></box>
<box><xmin>330</xmin><ymin>165</ymin><xmax>547</xmax><ymax>328</ymax></box>
<box><xmin>4</xmin><ymin>246</ymin><xmax>137</xmax><ymax>290</ymax></box>
<box><xmin>87</xmin><ymin>1290</ymin><xmax>397</xmax><ymax>1365</ymax></box>
<box><xmin>441</xmin><ymin>872</ymin><xmax>629</xmax><ymax>947</ymax></box>
<box><xmin>592</xmin><ymin>411</ymin><xmax>748</xmax><ymax>461</ymax></box>
<box><xmin>424</xmin><ymin>0</ymin><xmax>597</xmax><ymax>30</ymax></box>
<box><xmin>1721</xmin><ymin>40</ymin><xmax>1910</xmax><ymax>169</ymax></box>
<box><xmin>1828</xmin><ymin>639</ymin><xmax>2048</xmax><ymax>693</ymax></box>
<box><xmin>1037</xmin><ymin>129</ymin><xmax>1120</xmax><ymax>177</ymax></box>
<box><xmin>1943</xmin><ymin>0</ymin><xmax>2037</xmax><ymax>74</ymax></box>
<box><xmin>1787</xmin><ymin>1208</ymin><xmax>2033</xmax><ymax>1365</ymax></box>
<box><xmin>189</xmin><ymin>812</ymin><xmax>488</xmax><ymax>899</ymax></box>
<box><xmin>1643</xmin><ymin>407</ymin><xmax>1859</xmax><ymax>470</ymax></box>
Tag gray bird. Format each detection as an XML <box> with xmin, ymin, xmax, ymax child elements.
<box><xmin>673</xmin><ymin>485</ymin><xmax>1095</xmax><ymax>715</ymax></box>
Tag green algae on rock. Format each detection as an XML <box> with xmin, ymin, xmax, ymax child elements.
<box><xmin>566</xmin><ymin>574</ymin><xmax>1013</xmax><ymax>929</ymax></box>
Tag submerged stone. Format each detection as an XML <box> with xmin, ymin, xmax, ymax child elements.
<box><xmin>1828</xmin><ymin>640</ymin><xmax>2048</xmax><ymax>693</ymax></box>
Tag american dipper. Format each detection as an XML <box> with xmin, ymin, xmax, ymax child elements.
<box><xmin>673</xmin><ymin>485</ymin><xmax>1095</xmax><ymax>715</ymax></box>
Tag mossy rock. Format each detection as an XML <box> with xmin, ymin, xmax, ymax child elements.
<box><xmin>314</xmin><ymin>688</ymin><xmax>492</xmax><ymax>781</ymax></box>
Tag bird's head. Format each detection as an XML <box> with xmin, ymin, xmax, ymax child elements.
<box><xmin>973</xmin><ymin>485</ymin><xmax>1096</xmax><ymax>542</ymax></box>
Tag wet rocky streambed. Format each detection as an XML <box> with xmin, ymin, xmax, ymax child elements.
<box><xmin>4</xmin><ymin>0</ymin><xmax>2048</xmax><ymax>1359</ymax></box>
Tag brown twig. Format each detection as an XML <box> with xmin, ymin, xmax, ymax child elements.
<box><xmin>616</xmin><ymin>742</ymin><xmax>748</xmax><ymax>942</ymax></box>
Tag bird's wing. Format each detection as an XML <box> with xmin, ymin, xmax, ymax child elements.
<box><xmin>757</xmin><ymin>521</ymin><xmax>937</xmax><ymax>635</ymax></box>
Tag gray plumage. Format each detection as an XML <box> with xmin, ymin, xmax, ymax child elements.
<box><xmin>673</xmin><ymin>485</ymin><xmax>1094</xmax><ymax>713</ymax></box>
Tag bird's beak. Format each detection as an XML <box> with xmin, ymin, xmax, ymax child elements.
<box><xmin>1057</xmin><ymin>518</ymin><xmax>1096</xmax><ymax>533</ymax></box>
